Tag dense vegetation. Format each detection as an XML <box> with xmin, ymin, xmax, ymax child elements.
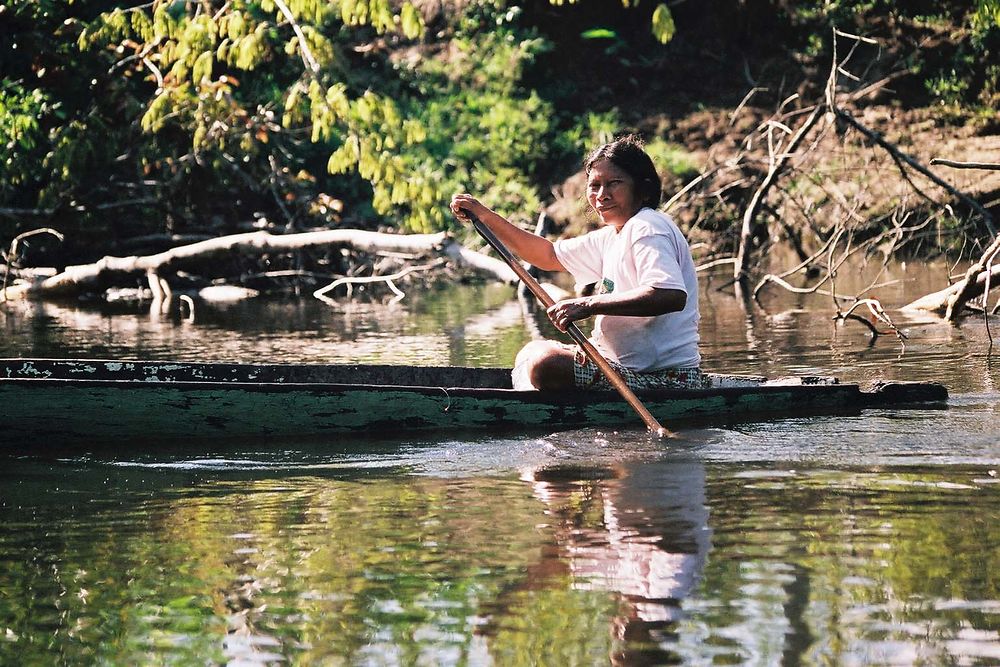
<box><xmin>1</xmin><ymin>0</ymin><xmax>998</xmax><ymax>267</ymax></box>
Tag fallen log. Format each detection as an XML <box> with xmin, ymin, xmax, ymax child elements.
<box><xmin>902</xmin><ymin>263</ymin><xmax>1000</xmax><ymax>315</ymax></box>
<box><xmin>0</xmin><ymin>228</ymin><xmax>518</xmax><ymax>301</ymax></box>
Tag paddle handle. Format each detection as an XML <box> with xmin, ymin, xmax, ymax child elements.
<box><xmin>466</xmin><ymin>212</ymin><xmax>671</xmax><ymax>438</ymax></box>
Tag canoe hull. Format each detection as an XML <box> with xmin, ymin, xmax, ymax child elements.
<box><xmin>0</xmin><ymin>359</ymin><xmax>948</xmax><ymax>444</ymax></box>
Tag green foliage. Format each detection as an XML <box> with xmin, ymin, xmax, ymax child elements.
<box><xmin>68</xmin><ymin>0</ymin><xmax>574</xmax><ymax>234</ymax></box>
<box><xmin>316</xmin><ymin>15</ymin><xmax>558</xmax><ymax>231</ymax></box>
<box><xmin>0</xmin><ymin>0</ymin><xmax>151</xmax><ymax>247</ymax></box>
<box><xmin>408</xmin><ymin>24</ymin><xmax>557</xmax><ymax>228</ymax></box>
<box><xmin>782</xmin><ymin>1</ymin><xmax>999</xmax><ymax>114</ymax></box>
<box><xmin>557</xmin><ymin>110</ymin><xmax>622</xmax><ymax>156</ymax></box>
<box><xmin>643</xmin><ymin>138</ymin><xmax>700</xmax><ymax>181</ymax></box>
<box><xmin>29</xmin><ymin>0</ymin><xmax>681</xmax><ymax>239</ymax></box>
<box><xmin>71</xmin><ymin>0</ymin><xmax>435</xmax><ymax>231</ymax></box>
<box><xmin>971</xmin><ymin>0</ymin><xmax>1000</xmax><ymax>45</ymax></box>
<box><xmin>982</xmin><ymin>63</ymin><xmax>1000</xmax><ymax>108</ymax></box>
<box><xmin>0</xmin><ymin>82</ymin><xmax>48</xmax><ymax>195</ymax></box>
<box><xmin>650</xmin><ymin>3</ymin><xmax>676</xmax><ymax>45</ymax></box>
<box><xmin>581</xmin><ymin>28</ymin><xmax>618</xmax><ymax>40</ymax></box>
<box><xmin>4</xmin><ymin>0</ymin><xmax>994</xmax><ymax>253</ymax></box>
<box><xmin>970</xmin><ymin>0</ymin><xmax>1000</xmax><ymax>108</ymax></box>
<box><xmin>925</xmin><ymin>69</ymin><xmax>969</xmax><ymax>107</ymax></box>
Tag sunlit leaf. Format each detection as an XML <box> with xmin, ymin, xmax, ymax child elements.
<box><xmin>651</xmin><ymin>4</ymin><xmax>675</xmax><ymax>44</ymax></box>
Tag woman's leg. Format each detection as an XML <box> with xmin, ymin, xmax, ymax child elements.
<box><xmin>514</xmin><ymin>340</ymin><xmax>576</xmax><ymax>390</ymax></box>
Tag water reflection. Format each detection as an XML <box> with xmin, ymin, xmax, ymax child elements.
<box><xmin>4</xmin><ymin>450</ymin><xmax>999</xmax><ymax>664</ymax></box>
<box><xmin>527</xmin><ymin>463</ymin><xmax>708</xmax><ymax>614</ymax></box>
<box><xmin>692</xmin><ymin>466</ymin><xmax>1000</xmax><ymax>665</ymax></box>
<box><xmin>2</xmin><ymin>257</ymin><xmax>1000</xmax><ymax>664</ymax></box>
<box><xmin>0</xmin><ymin>283</ymin><xmax>529</xmax><ymax>367</ymax></box>
<box><xmin>520</xmin><ymin>462</ymin><xmax>711</xmax><ymax>664</ymax></box>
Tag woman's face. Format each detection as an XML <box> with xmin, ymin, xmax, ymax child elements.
<box><xmin>586</xmin><ymin>159</ymin><xmax>641</xmax><ymax>230</ymax></box>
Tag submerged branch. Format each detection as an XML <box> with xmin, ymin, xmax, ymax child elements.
<box><xmin>2</xmin><ymin>228</ymin><xmax>65</xmax><ymax>303</ymax></box>
<box><xmin>313</xmin><ymin>258</ymin><xmax>448</xmax><ymax>304</ymax></box>
<box><xmin>835</xmin><ymin>298</ymin><xmax>907</xmax><ymax>343</ymax></box>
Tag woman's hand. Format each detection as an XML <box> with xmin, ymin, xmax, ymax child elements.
<box><xmin>546</xmin><ymin>297</ymin><xmax>594</xmax><ymax>332</ymax></box>
<box><xmin>449</xmin><ymin>194</ymin><xmax>489</xmax><ymax>223</ymax></box>
<box><xmin>450</xmin><ymin>193</ymin><xmax>565</xmax><ymax>272</ymax></box>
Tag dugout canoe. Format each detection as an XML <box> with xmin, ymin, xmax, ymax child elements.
<box><xmin>0</xmin><ymin>358</ymin><xmax>947</xmax><ymax>444</ymax></box>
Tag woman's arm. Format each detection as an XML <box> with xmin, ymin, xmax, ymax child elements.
<box><xmin>450</xmin><ymin>194</ymin><xmax>565</xmax><ymax>271</ymax></box>
<box><xmin>546</xmin><ymin>286</ymin><xmax>686</xmax><ymax>332</ymax></box>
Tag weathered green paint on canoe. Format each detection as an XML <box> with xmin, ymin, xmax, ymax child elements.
<box><xmin>0</xmin><ymin>358</ymin><xmax>948</xmax><ymax>443</ymax></box>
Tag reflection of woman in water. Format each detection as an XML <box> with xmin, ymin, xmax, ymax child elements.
<box><xmin>523</xmin><ymin>461</ymin><xmax>711</xmax><ymax>662</ymax></box>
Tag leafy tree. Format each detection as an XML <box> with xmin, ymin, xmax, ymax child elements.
<box><xmin>0</xmin><ymin>0</ymin><xmax>149</xmax><ymax>254</ymax></box>
<box><xmin>69</xmin><ymin>0</ymin><xmax>573</xmax><ymax>237</ymax></box>
<box><xmin>72</xmin><ymin>0</ymin><xmax>679</xmax><ymax>238</ymax></box>
<box><xmin>777</xmin><ymin>0</ymin><xmax>1000</xmax><ymax>112</ymax></box>
<box><xmin>4</xmin><ymin>0</ymin><xmax>993</xmax><ymax>260</ymax></box>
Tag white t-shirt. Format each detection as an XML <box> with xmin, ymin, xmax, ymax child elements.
<box><xmin>553</xmin><ymin>208</ymin><xmax>701</xmax><ymax>371</ymax></box>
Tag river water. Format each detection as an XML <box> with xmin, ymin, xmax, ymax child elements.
<box><xmin>1</xmin><ymin>258</ymin><xmax>999</xmax><ymax>665</ymax></box>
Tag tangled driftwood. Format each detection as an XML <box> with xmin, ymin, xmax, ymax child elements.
<box><xmin>903</xmin><ymin>235</ymin><xmax>1000</xmax><ymax>318</ymax></box>
<box><xmin>0</xmin><ymin>228</ymin><xmax>518</xmax><ymax>303</ymax></box>
<box><xmin>683</xmin><ymin>29</ymin><xmax>1000</xmax><ymax>339</ymax></box>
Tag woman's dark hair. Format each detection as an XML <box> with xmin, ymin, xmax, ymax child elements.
<box><xmin>584</xmin><ymin>134</ymin><xmax>662</xmax><ymax>209</ymax></box>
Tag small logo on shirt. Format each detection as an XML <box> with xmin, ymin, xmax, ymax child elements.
<box><xmin>599</xmin><ymin>277</ymin><xmax>615</xmax><ymax>294</ymax></box>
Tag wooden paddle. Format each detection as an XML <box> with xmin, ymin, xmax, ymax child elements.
<box><xmin>465</xmin><ymin>211</ymin><xmax>671</xmax><ymax>438</ymax></box>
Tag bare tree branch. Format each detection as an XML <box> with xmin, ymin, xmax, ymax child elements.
<box><xmin>830</xmin><ymin>110</ymin><xmax>996</xmax><ymax>236</ymax></box>
<box><xmin>930</xmin><ymin>158</ymin><xmax>1000</xmax><ymax>171</ymax></box>
<box><xmin>313</xmin><ymin>258</ymin><xmax>448</xmax><ymax>304</ymax></box>
<box><xmin>733</xmin><ymin>103</ymin><xmax>826</xmax><ymax>284</ymax></box>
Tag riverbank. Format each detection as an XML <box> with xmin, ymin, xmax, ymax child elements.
<box><xmin>548</xmin><ymin>102</ymin><xmax>999</xmax><ymax>264</ymax></box>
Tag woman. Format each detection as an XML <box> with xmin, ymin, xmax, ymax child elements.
<box><xmin>450</xmin><ymin>134</ymin><xmax>703</xmax><ymax>391</ymax></box>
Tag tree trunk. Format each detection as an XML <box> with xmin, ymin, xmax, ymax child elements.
<box><xmin>902</xmin><ymin>262</ymin><xmax>1000</xmax><ymax>316</ymax></box>
<box><xmin>1</xmin><ymin>228</ymin><xmax>518</xmax><ymax>301</ymax></box>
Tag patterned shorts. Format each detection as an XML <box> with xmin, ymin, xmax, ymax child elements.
<box><xmin>573</xmin><ymin>349</ymin><xmax>709</xmax><ymax>391</ymax></box>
